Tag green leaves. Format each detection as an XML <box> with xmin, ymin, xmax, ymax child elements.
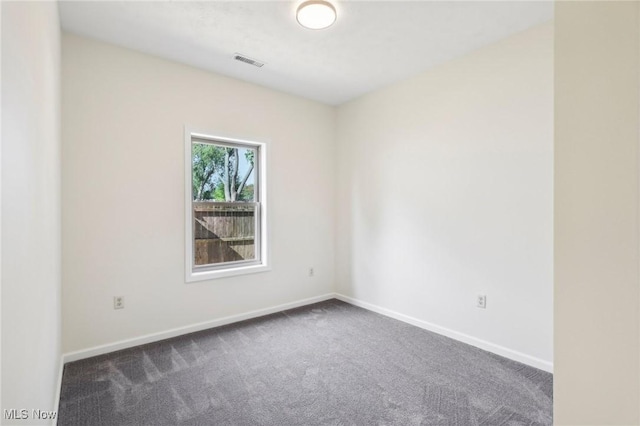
<box><xmin>192</xmin><ymin>143</ymin><xmax>255</xmax><ymax>202</ymax></box>
<box><xmin>192</xmin><ymin>143</ymin><xmax>224</xmax><ymax>201</ymax></box>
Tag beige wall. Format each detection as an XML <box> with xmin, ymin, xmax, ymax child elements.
<box><xmin>554</xmin><ymin>1</ymin><xmax>640</xmax><ymax>424</ymax></box>
<box><xmin>1</xmin><ymin>1</ymin><xmax>62</xmax><ymax>422</ymax></box>
<box><xmin>335</xmin><ymin>23</ymin><xmax>554</xmax><ymax>370</ymax></box>
<box><xmin>61</xmin><ymin>34</ymin><xmax>336</xmax><ymax>353</ymax></box>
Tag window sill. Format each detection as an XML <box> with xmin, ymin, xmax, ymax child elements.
<box><xmin>186</xmin><ymin>263</ymin><xmax>271</xmax><ymax>283</ymax></box>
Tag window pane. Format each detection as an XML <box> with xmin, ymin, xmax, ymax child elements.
<box><xmin>192</xmin><ymin>142</ymin><xmax>256</xmax><ymax>202</ymax></box>
<box><xmin>193</xmin><ymin>203</ymin><xmax>256</xmax><ymax>266</ymax></box>
<box><xmin>187</xmin><ymin>133</ymin><xmax>266</xmax><ymax>281</ymax></box>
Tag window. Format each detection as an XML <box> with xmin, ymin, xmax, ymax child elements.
<box><xmin>185</xmin><ymin>129</ymin><xmax>268</xmax><ymax>282</ymax></box>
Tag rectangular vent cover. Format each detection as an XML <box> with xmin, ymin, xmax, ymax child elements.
<box><xmin>234</xmin><ymin>53</ymin><xmax>265</xmax><ymax>68</ymax></box>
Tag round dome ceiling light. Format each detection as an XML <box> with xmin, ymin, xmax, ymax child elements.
<box><xmin>296</xmin><ymin>0</ymin><xmax>337</xmax><ymax>30</ymax></box>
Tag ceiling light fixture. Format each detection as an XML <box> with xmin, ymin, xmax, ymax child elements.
<box><xmin>296</xmin><ymin>0</ymin><xmax>337</xmax><ymax>30</ymax></box>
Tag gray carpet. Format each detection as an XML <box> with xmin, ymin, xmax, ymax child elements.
<box><xmin>58</xmin><ymin>299</ymin><xmax>552</xmax><ymax>425</ymax></box>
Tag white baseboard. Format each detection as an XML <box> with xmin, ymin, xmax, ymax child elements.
<box><xmin>334</xmin><ymin>293</ymin><xmax>553</xmax><ymax>373</ymax></box>
<box><xmin>61</xmin><ymin>291</ymin><xmax>553</xmax><ymax>374</ymax></box>
<box><xmin>62</xmin><ymin>293</ymin><xmax>335</xmax><ymax>363</ymax></box>
<box><xmin>53</xmin><ymin>355</ymin><xmax>63</xmax><ymax>426</ymax></box>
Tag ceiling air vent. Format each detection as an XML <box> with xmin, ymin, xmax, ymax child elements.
<box><xmin>233</xmin><ymin>53</ymin><xmax>265</xmax><ymax>68</ymax></box>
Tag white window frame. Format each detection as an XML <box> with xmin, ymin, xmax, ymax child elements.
<box><xmin>185</xmin><ymin>127</ymin><xmax>270</xmax><ymax>282</ymax></box>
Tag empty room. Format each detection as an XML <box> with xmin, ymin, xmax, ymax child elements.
<box><xmin>2</xmin><ymin>1</ymin><xmax>640</xmax><ymax>425</ymax></box>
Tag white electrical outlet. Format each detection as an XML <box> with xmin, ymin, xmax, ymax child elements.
<box><xmin>308</xmin><ymin>267</ymin><xmax>314</xmax><ymax>277</ymax></box>
<box><xmin>114</xmin><ymin>296</ymin><xmax>125</xmax><ymax>310</ymax></box>
<box><xmin>477</xmin><ymin>294</ymin><xmax>487</xmax><ymax>309</ymax></box>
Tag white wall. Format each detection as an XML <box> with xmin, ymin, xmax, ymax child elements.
<box><xmin>335</xmin><ymin>23</ymin><xmax>553</xmax><ymax>369</ymax></box>
<box><xmin>554</xmin><ymin>2</ymin><xmax>640</xmax><ymax>424</ymax></box>
<box><xmin>1</xmin><ymin>1</ymin><xmax>62</xmax><ymax>422</ymax></box>
<box><xmin>61</xmin><ymin>34</ymin><xmax>335</xmax><ymax>353</ymax></box>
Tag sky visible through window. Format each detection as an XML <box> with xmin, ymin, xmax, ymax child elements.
<box><xmin>192</xmin><ymin>142</ymin><xmax>255</xmax><ymax>202</ymax></box>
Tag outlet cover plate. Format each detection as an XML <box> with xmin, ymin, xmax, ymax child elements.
<box><xmin>477</xmin><ymin>294</ymin><xmax>487</xmax><ymax>309</ymax></box>
<box><xmin>114</xmin><ymin>296</ymin><xmax>124</xmax><ymax>309</ymax></box>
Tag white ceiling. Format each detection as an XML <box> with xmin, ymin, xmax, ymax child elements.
<box><xmin>59</xmin><ymin>1</ymin><xmax>553</xmax><ymax>105</ymax></box>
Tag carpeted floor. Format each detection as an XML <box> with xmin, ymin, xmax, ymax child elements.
<box><xmin>58</xmin><ymin>299</ymin><xmax>552</xmax><ymax>425</ymax></box>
